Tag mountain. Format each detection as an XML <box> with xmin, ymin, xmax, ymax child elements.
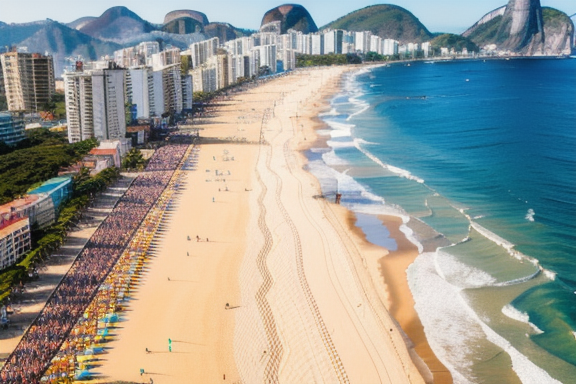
<box><xmin>572</xmin><ymin>14</ymin><xmax>576</xmax><ymax>49</ymax></box>
<box><xmin>78</xmin><ymin>6</ymin><xmax>156</xmax><ymax>41</ymax></box>
<box><xmin>162</xmin><ymin>10</ymin><xmax>209</xmax><ymax>34</ymax></box>
<box><xmin>17</xmin><ymin>20</ymin><xmax>121</xmax><ymax>76</ymax></box>
<box><xmin>204</xmin><ymin>22</ymin><xmax>253</xmax><ymax>42</ymax></box>
<box><xmin>163</xmin><ymin>17</ymin><xmax>204</xmax><ymax>34</ymax></box>
<box><xmin>462</xmin><ymin>6</ymin><xmax>506</xmax><ymax>39</ymax></box>
<box><xmin>465</xmin><ymin>0</ymin><xmax>574</xmax><ymax>55</ymax></box>
<box><xmin>67</xmin><ymin>17</ymin><xmax>97</xmax><ymax>30</ymax></box>
<box><xmin>322</xmin><ymin>4</ymin><xmax>433</xmax><ymax>43</ymax></box>
<box><xmin>164</xmin><ymin>10</ymin><xmax>209</xmax><ymax>26</ymax></box>
<box><xmin>261</xmin><ymin>4</ymin><xmax>318</xmax><ymax>34</ymax></box>
<box><xmin>495</xmin><ymin>0</ymin><xmax>544</xmax><ymax>52</ymax></box>
<box><xmin>0</xmin><ymin>20</ymin><xmax>51</xmax><ymax>49</ymax></box>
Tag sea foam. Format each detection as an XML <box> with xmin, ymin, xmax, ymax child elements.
<box><xmin>409</xmin><ymin>254</ymin><xmax>562</xmax><ymax>384</ymax></box>
<box><xmin>354</xmin><ymin>140</ymin><xmax>425</xmax><ymax>183</ymax></box>
<box><xmin>435</xmin><ymin>250</ymin><xmax>497</xmax><ymax>289</ymax></box>
<box><xmin>502</xmin><ymin>304</ymin><xmax>544</xmax><ymax>334</ymax></box>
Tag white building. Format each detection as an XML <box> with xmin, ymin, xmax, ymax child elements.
<box><xmin>421</xmin><ymin>42</ymin><xmax>431</xmax><ymax>58</ymax></box>
<box><xmin>251</xmin><ymin>44</ymin><xmax>277</xmax><ymax>74</ymax></box>
<box><xmin>310</xmin><ymin>34</ymin><xmax>323</xmax><ymax>55</ymax></box>
<box><xmin>91</xmin><ymin>67</ymin><xmax>127</xmax><ymax>141</ymax></box>
<box><xmin>323</xmin><ymin>30</ymin><xmax>344</xmax><ymax>54</ymax></box>
<box><xmin>383</xmin><ymin>39</ymin><xmax>399</xmax><ymax>56</ymax></box>
<box><xmin>0</xmin><ymin>215</ymin><xmax>31</xmax><ymax>270</ymax></box>
<box><xmin>64</xmin><ymin>71</ymin><xmax>94</xmax><ymax>143</ymax></box>
<box><xmin>152</xmin><ymin>48</ymin><xmax>181</xmax><ymax>71</ymax></box>
<box><xmin>114</xmin><ymin>41</ymin><xmax>159</xmax><ymax>68</ymax></box>
<box><xmin>370</xmin><ymin>35</ymin><xmax>382</xmax><ymax>54</ymax></box>
<box><xmin>188</xmin><ymin>37</ymin><xmax>219</xmax><ymax>68</ymax></box>
<box><xmin>128</xmin><ymin>67</ymin><xmax>153</xmax><ymax>119</ymax></box>
<box><xmin>354</xmin><ymin>31</ymin><xmax>372</xmax><ymax>53</ymax></box>
<box><xmin>153</xmin><ymin>64</ymin><xmax>183</xmax><ymax>115</ymax></box>
<box><xmin>182</xmin><ymin>74</ymin><xmax>193</xmax><ymax>110</ymax></box>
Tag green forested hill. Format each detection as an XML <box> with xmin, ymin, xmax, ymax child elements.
<box><xmin>431</xmin><ymin>34</ymin><xmax>479</xmax><ymax>53</ymax></box>
<box><xmin>322</xmin><ymin>4</ymin><xmax>433</xmax><ymax>43</ymax></box>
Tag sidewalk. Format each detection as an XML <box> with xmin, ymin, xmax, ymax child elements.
<box><xmin>0</xmin><ymin>175</ymin><xmax>136</xmax><ymax>366</ymax></box>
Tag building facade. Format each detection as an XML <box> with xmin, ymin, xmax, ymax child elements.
<box><xmin>64</xmin><ymin>71</ymin><xmax>94</xmax><ymax>143</ymax></box>
<box><xmin>0</xmin><ymin>215</ymin><xmax>31</xmax><ymax>270</ymax></box>
<box><xmin>0</xmin><ymin>111</ymin><xmax>25</xmax><ymax>145</ymax></box>
<box><xmin>0</xmin><ymin>52</ymin><xmax>55</xmax><ymax>112</ymax></box>
<box><xmin>91</xmin><ymin>67</ymin><xmax>127</xmax><ymax>141</ymax></box>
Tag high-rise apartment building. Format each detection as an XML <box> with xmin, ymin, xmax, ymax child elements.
<box><xmin>92</xmin><ymin>67</ymin><xmax>127</xmax><ymax>141</ymax></box>
<box><xmin>189</xmin><ymin>38</ymin><xmax>219</xmax><ymax>68</ymax></box>
<box><xmin>64</xmin><ymin>71</ymin><xmax>94</xmax><ymax>143</ymax></box>
<box><xmin>0</xmin><ymin>52</ymin><xmax>55</xmax><ymax>112</ymax></box>
<box><xmin>64</xmin><ymin>63</ymin><xmax>127</xmax><ymax>143</ymax></box>
<box><xmin>128</xmin><ymin>67</ymin><xmax>154</xmax><ymax>119</ymax></box>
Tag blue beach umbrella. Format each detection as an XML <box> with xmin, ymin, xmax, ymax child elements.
<box><xmin>75</xmin><ymin>370</ymin><xmax>91</xmax><ymax>380</ymax></box>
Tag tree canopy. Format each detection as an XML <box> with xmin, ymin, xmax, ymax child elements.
<box><xmin>0</xmin><ymin>129</ymin><xmax>97</xmax><ymax>204</ymax></box>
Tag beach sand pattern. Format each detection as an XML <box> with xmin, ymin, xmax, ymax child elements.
<box><xmin>2</xmin><ymin>68</ymin><xmax>430</xmax><ymax>384</ymax></box>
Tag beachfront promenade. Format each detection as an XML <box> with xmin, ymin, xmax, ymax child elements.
<box><xmin>1</xmin><ymin>68</ymin><xmax>427</xmax><ymax>384</ymax></box>
<box><xmin>0</xmin><ymin>145</ymin><xmax>190</xmax><ymax>383</ymax></box>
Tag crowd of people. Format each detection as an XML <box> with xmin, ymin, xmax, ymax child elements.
<box><xmin>0</xmin><ymin>145</ymin><xmax>189</xmax><ymax>384</ymax></box>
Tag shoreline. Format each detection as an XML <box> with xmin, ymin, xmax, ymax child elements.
<box><xmin>297</xmin><ymin>68</ymin><xmax>451</xmax><ymax>383</ymax></box>
<box><xmin>6</xmin><ymin>67</ymin><xmax>432</xmax><ymax>383</ymax></box>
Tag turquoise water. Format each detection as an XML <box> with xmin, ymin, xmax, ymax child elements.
<box><xmin>308</xmin><ymin>59</ymin><xmax>576</xmax><ymax>383</ymax></box>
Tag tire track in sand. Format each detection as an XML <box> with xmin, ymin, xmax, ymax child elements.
<box><xmin>265</xmin><ymin>119</ymin><xmax>350</xmax><ymax>383</ymax></box>
<box><xmin>254</xmin><ymin>107</ymin><xmax>283</xmax><ymax>384</ymax></box>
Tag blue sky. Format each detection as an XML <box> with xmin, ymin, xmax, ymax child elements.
<box><xmin>1</xmin><ymin>0</ymin><xmax>574</xmax><ymax>34</ymax></box>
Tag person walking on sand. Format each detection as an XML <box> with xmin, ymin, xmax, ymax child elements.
<box><xmin>196</xmin><ymin>235</ymin><xmax>200</xmax><ymax>242</ymax></box>
<box><xmin>168</xmin><ymin>338</ymin><xmax>172</xmax><ymax>352</ymax></box>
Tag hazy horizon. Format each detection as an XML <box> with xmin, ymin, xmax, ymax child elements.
<box><xmin>1</xmin><ymin>0</ymin><xmax>575</xmax><ymax>35</ymax></box>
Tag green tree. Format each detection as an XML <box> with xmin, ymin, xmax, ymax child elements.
<box><xmin>122</xmin><ymin>148</ymin><xmax>147</xmax><ymax>170</ymax></box>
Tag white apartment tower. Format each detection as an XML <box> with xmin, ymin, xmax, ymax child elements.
<box><xmin>64</xmin><ymin>71</ymin><xmax>94</xmax><ymax>143</ymax></box>
<box><xmin>91</xmin><ymin>68</ymin><xmax>127</xmax><ymax>141</ymax></box>
<box><xmin>128</xmin><ymin>67</ymin><xmax>154</xmax><ymax>119</ymax></box>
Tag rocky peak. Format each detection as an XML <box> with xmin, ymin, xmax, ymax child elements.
<box><xmin>496</xmin><ymin>0</ymin><xmax>544</xmax><ymax>52</ymax></box>
<box><xmin>261</xmin><ymin>4</ymin><xmax>318</xmax><ymax>34</ymax></box>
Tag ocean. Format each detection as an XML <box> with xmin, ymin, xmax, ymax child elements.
<box><xmin>308</xmin><ymin>58</ymin><xmax>576</xmax><ymax>383</ymax></box>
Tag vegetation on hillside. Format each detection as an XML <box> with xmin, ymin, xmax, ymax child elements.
<box><xmin>296</xmin><ymin>53</ymin><xmax>362</xmax><ymax>67</ymax></box>
<box><xmin>0</xmin><ymin>129</ymin><xmax>97</xmax><ymax>204</ymax></box>
<box><xmin>542</xmin><ymin>7</ymin><xmax>573</xmax><ymax>29</ymax></box>
<box><xmin>322</xmin><ymin>4</ymin><xmax>433</xmax><ymax>43</ymax></box>
<box><xmin>467</xmin><ymin>7</ymin><xmax>573</xmax><ymax>48</ymax></box>
<box><xmin>465</xmin><ymin>16</ymin><xmax>503</xmax><ymax>46</ymax></box>
<box><xmin>431</xmin><ymin>34</ymin><xmax>480</xmax><ymax>53</ymax></box>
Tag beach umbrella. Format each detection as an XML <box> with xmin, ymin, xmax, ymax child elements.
<box><xmin>75</xmin><ymin>370</ymin><xmax>91</xmax><ymax>380</ymax></box>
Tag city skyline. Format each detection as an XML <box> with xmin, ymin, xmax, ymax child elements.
<box><xmin>1</xmin><ymin>0</ymin><xmax>575</xmax><ymax>34</ymax></box>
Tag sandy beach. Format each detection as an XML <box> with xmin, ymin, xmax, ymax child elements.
<box><xmin>72</xmin><ymin>67</ymin><xmax>435</xmax><ymax>384</ymax></box>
